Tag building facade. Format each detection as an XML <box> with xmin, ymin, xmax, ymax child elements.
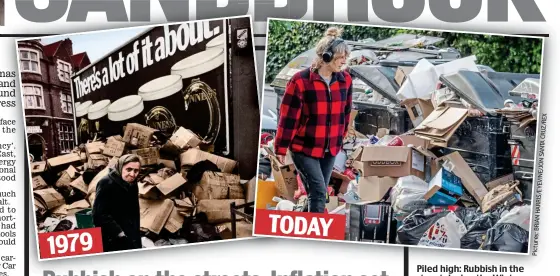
<box><xmin>19</xmin><ymin>39</ymin><xmax>90</xmax><ymax>161</ymax></box>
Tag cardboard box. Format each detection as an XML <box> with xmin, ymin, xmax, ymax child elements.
<box><xmin>103</xmin><ymin>136</ymin><xmax>126</xmax><ymax>157</ymax></box>
<box><xmin>30</xmin><ymin>162</ymin><xmax>47</xmax><ymax>175</ymax></box>
<box><xmin>51</xmin><ymin>200</ymin><xmax>90</xmax><ymax>217</ymax></box>
<box><xmin>436</xmin><ymin>152</ymin><xmax>488</xmax><ymax>205</ymax></box>
<box><xmin>352</xmin><ymin>146</ymin><xmax>428</xmax><ymax>178</ymax></box>
<box><xmin>34</xmin><ymin>188</ymin><xmax>65</xmax><ymax>210</ymax></box>
<box><xmin>139</xmin><ymin>198</ymin><xmax>174</xmax><ymax>234</ymax></box>
<box><xmin>88</xmin><ymin>154</ymin><xmax>108</xmax><ymax>169</ymax></box>
<box><xmin>245</xmin><ymin>177</ymin><xmax>256</xmax><ymax>203</ymax></box>
<box><xmin>170</xmin><ymin>127</ymin><xmax>202</xmax><ymax>150</ymax></box>
<box><xmin>123</xmin><ymin>123</ymin><xmax>157</xmax><ymax>148</ymax></box>
<box><xmin>196</xmin><ymin>199</ymin><xmax>246</xmax><ymax>224</ymax></box>
<box><xmin>164</xmin><ymin>205</ymin><xmax>184</xmax><ymax>233</ymax></box>
<box><xmin>424</xmin><ymin>168</ymin><xmax>463</xmax><ymax>205</ymax></box>
<box><xmin>47</xmin><ymin>153</ymin><xmax>81</xmax><ymax>169</ymax></box>
<box><xmin>326</xmin><ymin>196</ymin><xmax>339</xmax><ymax>212</ymax></box>
<box><xmin>55</xmin><ymin>166</ymin><xmax>78</xmax><ymax>188</ymax></box>
<box><xmin>193</xmin><ymin>171</ymin><xmax>243</xmax><ymax>200</ymax></box>
<box><xmin>85</xmin><ymin>141</ymin><xmax>105</xmax><ymax>156</ymax></box>
<box><xmin>69</xmin><ymin>175</ymin><xmax>88</xmax><ymax>195</ymax></box>
<box><xmin>132</xmin><ymin>147</ymin><xmax>160</xmax><ymax>166</ymax></box>
<box><xmin>32</xmin><ymin>176</ymin><xmax>48</xmax><ymax>190</ymax></box>
<box><xmin>394</xmin><ymin>66</ymin><xmax>414</xmax><ymax>86</ymax></box>
<box><xmin>216</xmin><ymin>221</ymin><xmax>253</xmax><ymax>239</ymax></box>
<box><xmin>180</xmin><ymin>148</ymin><xmax>237</xmax><ymax>173</ymax></box>
<box><xmin>269</xmin><ymin>154</ymin><xmax>298</xmax><ymax>203</ymax></box>
<box><xmin>157</xmin><ymin>159</ymin><xmax>177</xmax><ymax>170</ymax></box>
<box><xmin>358</xmin><ymin>176</ymin><xmax>398</xmax><ymax>202</ymax></box>
<box><xmin>402</xmin><ymin>98</ymin><xmax>435</xmax><ymax>127</ymax></box>
<box><xmin>156</xmin><ymin>173</ymin><xmax>186</xmax><ymax>196</ymax></box>
<box><xmin>414</xmin><ymin>106</ymin><xmax>468</xmax><ymax>147</ymax></box>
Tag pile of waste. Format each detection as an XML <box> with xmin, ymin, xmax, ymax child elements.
<box><xmin>261</xmin><ymin>55</ymin><xmax>538</xmax><ymax>253</ymax></box>
<box><xmin>32</xmin><ymin>124</ymin><xmax>256</xmax><ymax>248</ymax></box>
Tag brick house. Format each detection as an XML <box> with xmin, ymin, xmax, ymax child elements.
<box><xmin>19</xmin><ymin>38</ymin><xmax>91</xmax><ymax>161</ymax></box>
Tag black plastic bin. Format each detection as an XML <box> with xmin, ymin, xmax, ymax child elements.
<box><xmin>508</xmin><ymin>121</ymin><xmax>537</xmax><ymax>200</ymax></box>
<box><xmin>354</xmin><ymin>101</ymin><xmax>413</xmax><ymax>136</ymax></box>
<box><xmin>437</xmin><ymin>115</ymin><xmax>513</xmax><ymax>184</ymax></box>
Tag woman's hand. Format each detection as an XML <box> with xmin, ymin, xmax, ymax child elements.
<box><xmin>277</xmin><ymin>155</ymin><xmax>286</xmax><ymax>165</ymax></box>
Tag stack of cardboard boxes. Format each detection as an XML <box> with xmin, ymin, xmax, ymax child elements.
<box><xmin>32</xmin><ymin>124</ymin><xmax>256</xmax><ymax>246</ymax></box>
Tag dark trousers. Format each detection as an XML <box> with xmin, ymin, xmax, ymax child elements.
<box><xmin>291</xmin><ymin>151</ymin><xmax>337</xmax><ymax>213</ymax></box>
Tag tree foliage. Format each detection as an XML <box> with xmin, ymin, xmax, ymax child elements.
<box><xmin>265</xmin><ymin>21</ymin><xmax>543</xmax><ymax>83</ymax></box>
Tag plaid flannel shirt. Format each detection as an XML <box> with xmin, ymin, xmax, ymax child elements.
<box><xmin>274</xmin><ymin>68</ymin><xmax>353</xmax><ymax>158</ymax></box>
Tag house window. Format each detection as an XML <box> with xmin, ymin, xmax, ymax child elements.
<box><xmin>22</xmin><ymin>84</ymin><xmax>45</xmax><ymax>109</ymax></box>
<box><xmin>58</xmin><ymin>123</ymin><xmax>75</xmax><ymax>154</ymax></box>
<box><xmin>57</xmin><ymin>60</ymin><xmax>72</xmax><ymax>83</ymax></box>
<box><xmin>19</xmin><ymin>49</ymin><xmax>41</xmax><ymax>74</ymax></box>
<box><xmin>61</xmin><ymin>92</ymin><xmax>73</xmax><ymax>114</ymax></box>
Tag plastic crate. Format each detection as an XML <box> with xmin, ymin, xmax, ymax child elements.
<box><xmin>75</xmin><ymin>208</ymin><xmax>94</xmax><ymax>229</ymax></box>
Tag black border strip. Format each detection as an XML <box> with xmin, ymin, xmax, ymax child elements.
<box><xmin>24</xmin><ymin>144</ymin><xmax>29</xmax><ymax>275</ymax></box>
<box><xmin>404</xmin><ymin>247</ymin><xmax>409</xmax><ymax>276</ymax></box>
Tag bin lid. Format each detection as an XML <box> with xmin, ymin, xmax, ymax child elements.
<box><xmin>439</xmin><ymin>70</ymin><xmax>505</xmax><ymax>111</ymax></box>
<box><xmin>348</xmin><ymin>65</ymin><xmax>400</xmax><ymax>104</ymax></box>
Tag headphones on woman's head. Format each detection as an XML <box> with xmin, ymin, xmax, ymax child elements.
<box><xmin>322</xmin><ymin>38</ymin><xmax>344</xmax><ymax>63</ymax></box>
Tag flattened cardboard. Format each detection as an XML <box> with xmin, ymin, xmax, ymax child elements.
<box><xmin>170</xmin><ymin>127</ymin><xmax>202</xmax><ymax>150</ymax></box>
<box><xmin>358</xmin><ymin>176</ymin><xmax>398</xmax><ymax>202</ymax></box>
<box><xmin>437</xmin><ymin>152</ymin><xmax>488</xmax><ymax>205</ymax></box>
<box><xmin>86</xmin><ymin>166</ymin><xmax>110</xmax><ymax>205</ymax></box>
<box><xmin>31</xmin><ymin>162</ymin><xmax>47</xmax><ymax>175</ymax></box>
<box><xmin>486</xmin><ymin>174</ymin><xmax>514</xmax><ymax>191</ymax></box>
<box><xmin>132</xmin><ymin>147</ymin><xmax>160</xmax><ymax>166</ymax></box>
<box><xmin>180</xmin><ymin>148</ymin><xmax>237</xmax><ymax>173</ymax></box>
<box><xmin>195</xmin><ymin>199</ymin><xmax>246</xmax><ymax>224</ymax></box>
<box><xmin>69</xmin><ymin>175</ymin><xmax>88</xmax><ymax>195</ymax></box>
<box><xmin>34</xmin><ymin>188</ymin><xmax>65</xmax><ymax>210</ymax></box>
<box><xmin>193</xmin><ymin>171</ymin><xmax>243</xmax><ymax>200</ymax></box>
<box><xmin>156</xmin><ymin>173</ymin><xmax>186</xmax><ymax>196</ymax></box>
<box><xmin>88</xmin><ymin>154</ymin><xmax>108</xmax><ymax>169</ymax></box>
<box><xmin>481</xmin><ymin>183</ymin><xmax>521</xmax><ymax>213</ymax></box>
<box><xmin>123</xmin><ymin>123</ymin><xmax>157</xmax><ymax>148</ymax></box>
<box><xmin>415</xmin><ymin>107</ymin><xmax>468</xmax><ymax>147</ymax></box>
<box><xmin>139</xmin><ymin>198</ymin><xmax>174</xmax><ymax>234</ymax></box>
<box><xmin>174</xmin><ymin>198</ymin><xmax>194</xmax><ymax>216</ymax></box>
<box><xmin>47</xmin><ymin>153</ymin><xmax>81</xmax><ymax>168</ymax></box>
<box><xmin>402</xmin><ymin>98</ymin><xmax>434</xmax><ymax>127</ymax></box>
<box><xmin>32</xmin><ymin>176</ymin><xmax>48</xmax><ymax>190</ymax></box>
<box><xmin>103</xmin><ymin>136</ymin><xmax>125</xmax><ymax>157</ymax></box>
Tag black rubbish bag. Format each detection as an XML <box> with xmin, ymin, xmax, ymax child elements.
<box><xmin>396</xmin><ymin>209</ymin><xmax>448</xmax><ymax>245</ymax></box>
<box><xmin>454</xmin><ymin>207</ymin><xmax>502</xmax><ymax>250</ymax></box>
<box><xmin>481</xmin><ymin>223</ymin><xmax>529</xmax><ymax>252</ymax></box>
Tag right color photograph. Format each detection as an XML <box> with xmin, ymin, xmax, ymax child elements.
<box><xmin>254</xmin><ymin>18</ymin><xmax>544</xmax><ymax>255</ymax></box>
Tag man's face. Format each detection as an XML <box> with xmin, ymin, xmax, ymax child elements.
<box><xmin>121</xmin><ymin>162</ymin><xmax>140</xmax><ymax>183</ymax></box>
<box><xmin>327</xmin><ymin>53</ymin><xmax>347</xmax><ymax>72</ymax></box>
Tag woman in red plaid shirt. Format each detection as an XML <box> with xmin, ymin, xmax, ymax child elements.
<box><xmin>274</xmin><ymin>27</ymin><xmax>353</xmax><ymax>213</ymax></box>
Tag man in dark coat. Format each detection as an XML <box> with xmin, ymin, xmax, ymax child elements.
<box><xmin>93</xmin><ymin>154</ymin><xmax>142</xmax><ymax>252</ymax></box>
